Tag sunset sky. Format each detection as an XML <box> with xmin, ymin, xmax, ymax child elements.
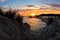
<box><xmin>0</xmin><ymin>0</ymin><xmax>60</xmax><ymax>16</ymax></box>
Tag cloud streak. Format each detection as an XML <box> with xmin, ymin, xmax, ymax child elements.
<box><xmin>16</xmin><ymin>4</ymin><xmax>60</xmax><ymax>16</ymax></box>
<box><xmin>39</xmin><ymin>4</ymin><xmax>60</xmax><ymax>10</ymax></box>
<box><xmin>0</xmin><ymin>0</ymin><xmax>8</xmax><ymax>2</ymax></box>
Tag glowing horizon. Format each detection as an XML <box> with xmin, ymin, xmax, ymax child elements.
<box><xmin>16</xmin><ymin>8</ymin><xmax>60</xmax><ymax>16</ymax></box>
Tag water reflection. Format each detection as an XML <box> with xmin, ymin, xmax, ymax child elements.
<box><xmin>23</xmin><ymin>17</ymin><xmax>47</xmax><ymax>31</ymax></box>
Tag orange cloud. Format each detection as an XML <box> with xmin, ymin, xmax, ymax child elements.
<box><xmin>16</xmin><ymin>4</ymin><xmax>60</xmax><ymax>16</ymax></box>
<box><xmin>16</xmin><ymin>9</ymin><xmax>60</xmax><ymax>16</ymax></box>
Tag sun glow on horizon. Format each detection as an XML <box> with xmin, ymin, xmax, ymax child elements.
<box><xmin>30</xmin><ymin>13</ymin><xmax>36</xmax><ymax>16</ymax></box>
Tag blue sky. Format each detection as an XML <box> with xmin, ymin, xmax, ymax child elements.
<box><xmin>0</xmin><ymin>0</ymin><xmax>60</xmax><ymax>7</ymax></box>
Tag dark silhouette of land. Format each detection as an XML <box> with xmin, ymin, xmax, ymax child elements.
<box><xmin>0</xmin><ymin>8</ymin><xmax>60</xmax><ymax>40</ymax></box>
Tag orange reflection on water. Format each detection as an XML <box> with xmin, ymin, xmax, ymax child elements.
<box><xmin>23</xmin><ymin>17</ymin><xmax>47</xmax><ymax>31</ymax></box>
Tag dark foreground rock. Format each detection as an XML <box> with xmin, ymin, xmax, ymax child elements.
<box><xmin>0</xmin><ymin>15</ymin><xmax>21</xmax><ymax>40</ymax></box>
<box><xmin>39</xmin><ymin>22</ymin><xmax>60</xmax><ymax>40</ymax></box>
<box><xmin>0</xmin><ymin>10</ymin><xmax>60</xmax><ymax>40</ymax></box>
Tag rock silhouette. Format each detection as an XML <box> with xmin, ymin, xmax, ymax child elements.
<box><xmin>0</xmin><ymin>8</ymin><xmax>60</xmax><ymax>40</ymax></box>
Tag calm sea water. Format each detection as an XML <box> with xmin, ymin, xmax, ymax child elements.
<box><xmin>23</xmin><ymin>17</ymin><xmax>47</xmax><ymax>31</ymax></box>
